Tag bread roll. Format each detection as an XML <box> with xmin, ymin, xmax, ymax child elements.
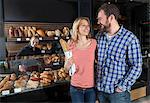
<box><xmin>55</xmin><ymin>29</ymin><xmax>61</xmax><ymax>37</ymax></box>
<box><xmin>26</xmin><ymin>80</ymin><xmax>39</xmax><ymax>89</ymax></box>
<box><xmin>8</xmin><ymin>26</ymin><xmax>14</xmax><ymax>38</ymax></box>
<box><xmin>27</xmin><ymin>30</ymin><xmax>32</xmax><ymax>37</ymax></box>
<box><xmin>36</xmin><ymin>29</ymin><xmax>45</xmax><ymax>37</ymax></box>
<box><xmin>14</xmin><ymin>79</ymin><xmax>27</xmax><ymax>88</ymax></box>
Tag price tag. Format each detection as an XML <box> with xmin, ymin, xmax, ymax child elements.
<box><xmin>54</xmin><ymin>37</ymin><xmax>58</xmax><ymax>40</ymax></box>
<box><xmin>2</xmin><ymin>90</ymin><xmax>10</xmax><ymax>95</ymax></box>
<box><xmin>39</xmin><ymin>37</ymin><xmax>43</xmax><ymax>40</ymax></box>
<box><xmin>26</xmin><ymin>38</ymin><xmax>30</xmax><ymax>41</ymax></box>
<box><xmin>45</xmin><ymin>68</ymin><xmax>52</xmax><ymax>71</ymax></box>
<box><xmin>14</xmin><ymin>88</ymin><xmax>22</xmax><ymax>93</ymax></box>
<box><xmin>16</xmin><ymin>38</ymin><xmax>21</xmax><ymax>41</ymax></box>
<box><xmin>53</xmin><ymin>62</ymin><xmax>59</xmax><ymax>65</ymax></box>
<box><xmin>148</xmin><ymin>53</ymin><xmax>150</xmax><ymax>57</ymax></box>
<box><xmin>41</xmin><ymin>50</ymin><xmax>45</xmax><ymax>53</ymax></box>
<box><xmin>66</xmin><ymin>37</ymin><xmax>69</xmax><ymax>39</ymax></box>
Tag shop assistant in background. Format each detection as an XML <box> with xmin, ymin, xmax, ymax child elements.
<box><xmin>16</xmin><ymin>36</ymin><xmax>41</xmax><ymax>56</ymax></box>
<box><xmin>96</xmin><ymin>3</ymin><xmax>143</xmax><ymax>103</ymax></box>
<box><xmin>64</xmin><ymin>17</ymin><xmax>97</xmax><ymax>103</ymax></box>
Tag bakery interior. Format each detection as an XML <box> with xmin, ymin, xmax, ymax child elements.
<box><xmin>0</xmin><ymin>0</ymin><xmax>149</xmax><ymax>102</ymax></box>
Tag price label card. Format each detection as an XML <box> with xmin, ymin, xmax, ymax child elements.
<box><xmin>53</xmin><ymin>62</ymin><xmax>59</xmax><ymax>65</ymax></box>
<box><xmin>148</xmin><ymin>53</ymin><xmax>150</xmax><ymax>57</ymax></box>
<box><xmin>41</xmin><ymin>50</ymin><xmax>45</xmax><ymax>53</ymax></box>
<box><xmin>14</xmin><ymin>88</ymin><xmax>22</xmax><ymax>93</ymax></box>
<box><xmin>54</xmin><ymin>37</ymin><xmax>58</xmax><ymax>40</ymax></box>
<box><xmin>2</xmin><ymin>90</ymin><xmax>10</xmax><ymax>95</ymax></box>
<box><xmin>66</xmin><ymin>37</ymin><xmax>70</xmax><ymax>39</ymax></box>
<box><xmin>26</xmin><ymin>38</ymin><xmax>30</xmax><ymax>41</ymax></box>
<box><xmin>16</xmin><ymin>38</ymin><xmax>21</xmax><ymax>41</ymax></box>
<box><xmin>39</xmin><ymin>37</ymin><xmax>43</xmax><ymax>40</ymax></box>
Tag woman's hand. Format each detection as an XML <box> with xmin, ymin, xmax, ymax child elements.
<box><xmin>64</xmin><ymin>57</ymin><xmax>74</xmax><ymax>71</ymax></box>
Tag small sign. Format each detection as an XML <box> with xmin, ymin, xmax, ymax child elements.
<box><xmin>148</xmin><ymin>53</ymin><xmax>150</xmax><ymax>57</ymax></box>
<box><xmin>41</xmin><ymin>50</ymin><xmax>45</xmax><ymax>53</ymax></box>
<box><xmin>39</xmin><ymin>37</ymin><xmax>43</xmax><ymax>40</ymax></box>
<box><xmin>53</xmin><ymin>62</ymin><xmax>59</xmax><ymax>65</ymax></box>
<box><xmin>26</xmin><ymin>38</ymin><xmax>30</xmax><ymax>41</ymax></box>
<box><xmin>45</xmin><ymin>68</ymin><xmax>52</xmax><ymax>71</ymax></box>
<box><xmin>54</xmin><ymin>37</ymin><xmax>58</xmax><ymax>40</ymax></box>
<box><xmin>66</xmin><ymin>37</ymin><xmax>69</xmax><ymax>39</ymax></box>
<box><xmin>2</xmin><ymin>90</ymin><xmax>10</xmax><ymax>95</ymax></box>
<box><xmin>14</xmin><ymin>88</ymin><xmax>22</xmax><ymax>93</ymax></box>
<box><xmin>16</xmin><ymin>38</ymin><xmax>21</xmax><ymax>41</ymax></box>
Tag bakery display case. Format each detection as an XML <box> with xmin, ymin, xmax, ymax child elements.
<box><xmin>0</xmin><ymin>0</ymin><xmax>79</xmax><ymax>101</ymax></box>
<box><xmin>0</xmin><ymin>22</ymin><xmax>72</xmax><ymax>102</ymax></box>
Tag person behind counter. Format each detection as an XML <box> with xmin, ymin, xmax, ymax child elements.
<box><xmin>96</xmin><ymin>3</ymin><xmax>142</xmax><ymax>103</ymax></box>
<box><xmin>64</xmin><ymin>17</ymin><xmax>97</xmax><ymax>103</ymax></box>
<box><xmin>16</xmin><ymin>36</ymin><xmax>41</xmax><ymax>57</ymax></box>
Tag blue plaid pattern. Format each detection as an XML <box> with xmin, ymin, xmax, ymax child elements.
<box><xmin>96</xmin><ymin>26</ymin><xmax>142</xmax><ymax>93</ymax></box>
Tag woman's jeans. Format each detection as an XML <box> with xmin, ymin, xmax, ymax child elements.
<box><xmin>70</xmin><ymin>85</ymin><xmax>96</xmax><ymax>103</ymax></box>
<box><xmin>97</xmin><ymin>91</ymin><xmax>131</xmax><ymax>103</ymax></box>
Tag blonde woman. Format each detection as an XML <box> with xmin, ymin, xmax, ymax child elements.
<box><xmin>65</xmin><ymin>17</ymin><xmax>97</xmax><ymax>103</ymax></box>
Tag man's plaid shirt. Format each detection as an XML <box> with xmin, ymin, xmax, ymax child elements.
<box><xmin>96</xmin><ymin>26</ymin><xmax>143</xmax><ymax>93</ymax></box>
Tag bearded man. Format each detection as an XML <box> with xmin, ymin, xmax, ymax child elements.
<box><xmin>96</xmin><ymin>3</ymin><xmax>142</xmax><ymax>103</ymax></box>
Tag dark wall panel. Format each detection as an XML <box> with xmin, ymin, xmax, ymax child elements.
<box><xmin>0</xmin><ymin>0</ymin><xmax>5</xmax><ymax>60</ymax></box>
<box><xmin>3</xmin><ymin>0</ymin><xmax>78</xmax><ymax>23</ymax></box>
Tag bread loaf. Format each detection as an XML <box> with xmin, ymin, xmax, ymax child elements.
<box><xmin>0</xmin><ymin>81</ymin><xmax>13</xmax><ymax>92</ymax></box>
<box><xmin>36</xmin><ymin>29</ymin><xmax>45</xmax><ymax>37</ymax></box>
<box><xmin>59</xmin><ymin>39</ymin><xmax>69</xmax><ymax>52</ymax></box>
<box><xmin>0</xmin><ymin>75</ymin><xmax>10</xmax><ymax>88</ymax></box>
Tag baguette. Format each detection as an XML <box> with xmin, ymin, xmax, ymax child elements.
<box><xmin>59</xmin><ymin>39</ymin><xmax>69</xmax><ymax>52</ymax></box>
<box><xmin>0</xmin><ymin>81</ymin><xmax>13</xmax><ymax>92</ymax></box>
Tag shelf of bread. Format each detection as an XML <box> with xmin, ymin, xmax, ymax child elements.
<box><xmin>6</xmin><ymin>25</ymin><xmax>71</xmax><ymax>41</ymax></box>
<box><xmin>0</xmin><ymin>67</ymin><xmax>70</xmax><ymax>97</ymax></box>
<box><xmin>1</xmin><ymin>22</ymin><xmax>71</xmax><ymax>99</ymax></box>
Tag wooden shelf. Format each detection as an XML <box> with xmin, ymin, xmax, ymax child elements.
<box><xmin>7</xmin><ymin>36</ymin><xmax>70</xmax><ymax>42</ymax></box>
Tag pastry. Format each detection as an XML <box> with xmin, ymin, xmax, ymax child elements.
<box><xmin>55</xmin><ymin>29</ymin><xmax>61</xmax><ymax>37</ymax></box>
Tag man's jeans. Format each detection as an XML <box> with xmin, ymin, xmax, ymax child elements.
<box><xmin>70</xmin><ymin>85</ymin><xmax>96</xmax><ymax>103</ymax></box>
<box><xmin>97</xmin><ymin>91</ymin><xmax>131</xmax><ymax>103</ymax></box>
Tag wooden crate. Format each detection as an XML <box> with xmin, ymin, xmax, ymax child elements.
<box><xmin>131</xmin><ymin>86</ymin><xmax>146</xmax><ymax>100</ymax></box>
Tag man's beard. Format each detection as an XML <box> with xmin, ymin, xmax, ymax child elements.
<box><xmin>98</xmin><ymin>21</ymin><xmax>110</xmax><ymax>33</ymax></box>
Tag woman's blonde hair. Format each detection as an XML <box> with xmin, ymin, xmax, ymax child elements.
<box><xmin>71</xmin><ymin>17</ymin><xmax>91</xmax><ymax>42</ymax></box>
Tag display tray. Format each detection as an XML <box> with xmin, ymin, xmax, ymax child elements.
<box><xmin>0</xmin><ymin>80</ymin><xmax>70</xmax><ymax>102</ymax></box>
